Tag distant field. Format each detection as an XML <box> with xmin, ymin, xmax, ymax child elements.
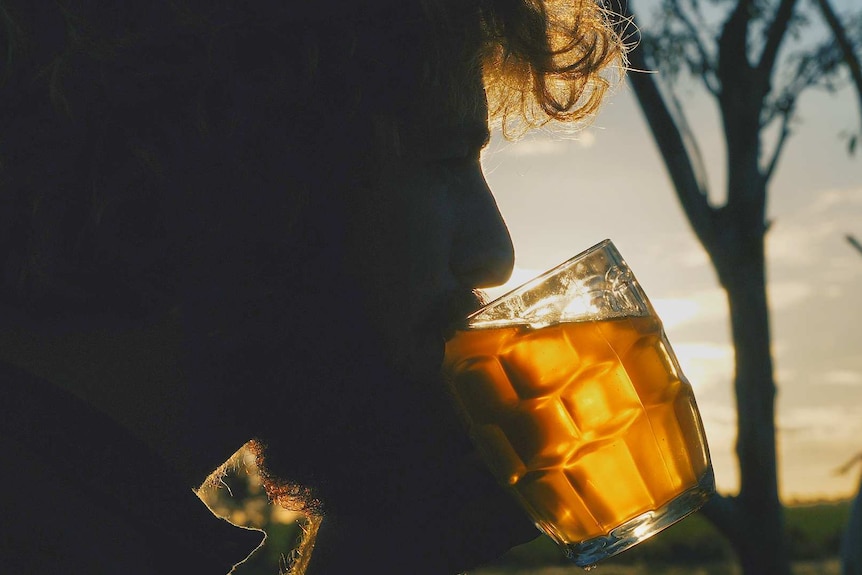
<box><xmin>470</xmin><ymin>559</ymin><xmax>842</xmax><ymax>575</ymax></box>
<box><xmin>232</xmin><ymin>500</ymin><xmax>851</xmax><ymax>574</ymax></box>
<box><xmin>467</xmin><ymin>500</ymin><xmax>851</xmax><ymax>574</ymax></box>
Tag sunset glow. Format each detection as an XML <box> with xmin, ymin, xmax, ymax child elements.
<box><xmin>483</xmin><ymin>81</ymin><xmax>862</xmax><ymax>501</ymax></box>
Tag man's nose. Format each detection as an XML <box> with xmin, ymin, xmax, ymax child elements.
<box><xmin>451</xmin><ymin>180</ymin><xmax>515</xmax><ymax>289</ymax></box>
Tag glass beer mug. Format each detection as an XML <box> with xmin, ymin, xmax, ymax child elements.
<box><xmin>443</xmin><ymin>240</ymin><xmax>714</xmax><ymax>567</ymax></box>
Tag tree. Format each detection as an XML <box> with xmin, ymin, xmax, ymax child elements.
<box><xmin>618</xmin><ymin>0</ymin><xmax>862</xmax><ymax>572</ymax></box>
<box><xmin>844</xmin><ymin>470</ymin><xmax>862</xmax><ymax>575</ymax></box>
<box><xmin>816</xmin><ymin>0</ymin><xmax>862</xmax><ymax>153</ymax></box>
<box><xmin>842</xmin><ymin>236</ymin><xmax>862</xmax><ymax>575</ymax></box>
<box><xmin>837</xmin><ymin>452</ymin><xmax>862</xmax><ymax>575</ymax></box>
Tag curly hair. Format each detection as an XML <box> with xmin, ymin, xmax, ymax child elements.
<box><xmin>482</xmin><ymin>0</ymin><xmax>623</xmax><ymax>134</ymax></box>
<box><xmin>0</xmin><ymin>0</ymin><xmax>623</xmax><ymax>313</ymax></box>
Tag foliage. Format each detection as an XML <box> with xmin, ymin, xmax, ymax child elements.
<box><xmin>786</xmin><ymin>502</ymin><xmax>851</xmax><ymax>561</ymax></box>
<box><xmin>636</xmin><ymin>0</ymin><xmax>862</xmax><ymax>161</ymax></box>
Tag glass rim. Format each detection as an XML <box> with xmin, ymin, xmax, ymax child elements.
<box><xmin>467</xmin><ymin>238</ymin><xmax>616</xmax><ymax>324</ymax></box>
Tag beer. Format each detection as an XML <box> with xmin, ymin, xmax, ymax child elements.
<box><xmin>443</xmin><ymin>314</ymin><xmax>711</xmax><ymax>546</ymax></box>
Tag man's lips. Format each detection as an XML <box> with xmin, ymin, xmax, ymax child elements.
<box><xmin>431</xmin><ymin>289</ymin><xmax>487</xmax><ymax>341</ymax></box>
<box><xmin>411</xmin><ymin>289</ymin><xmax>487</xmax><ymax>374</ymax></box>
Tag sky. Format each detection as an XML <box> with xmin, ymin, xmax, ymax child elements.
<box><xmin>478</xmin><ymin>12</ymin><xmax>862</xmax><ymax>501</ymax></box>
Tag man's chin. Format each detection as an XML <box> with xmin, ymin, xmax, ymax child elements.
<box><xmin>248</xmin><ymin>333</ymin><xmax>540</xmax><ymax>566</ymax></box>
<box><xmin>252</xmin><ymin>443</ymin><xmax>540</xmax><ymax>572</ymax></box>
<box><xmin>304</xmin><ymin>450</ymin><xmax>540</xmax><ymax>574</ymax></box>
<box><xmin>252</xmin><ymin>371</ymin><xmax>475</xmax><ymax>513</ymax></box>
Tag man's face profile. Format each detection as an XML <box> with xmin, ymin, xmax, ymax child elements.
<box><xmin>181</xmin><ymin>49</ymin><xmax>542</xmax><ymax>573</ymax></box>
<box><xmin>243</xmin><ymin>59</ymin><xmax>515</xmax><ymax>520</ymax></box>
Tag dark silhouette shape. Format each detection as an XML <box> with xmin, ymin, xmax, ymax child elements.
<box><xmin>0</xmin><ymin>2</ymin><xmax>623</xmax><ymax>573</ymax></box>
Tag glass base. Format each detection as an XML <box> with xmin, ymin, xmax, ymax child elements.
<box><xmin>564</xmin><ymin>467</ymin><xmax>716</xmax><ymax>568</ymax></box>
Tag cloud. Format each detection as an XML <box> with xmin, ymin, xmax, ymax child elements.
<box><xmin>672</xmin><ymin>341</ymin><xmax>734</xmax><ymax>392</ymax></box>
<box><xmin>696</xmin><ymin>402</ymin><xmax>739</xmax><ymax>480</ymax></box>
<box><xmin>652</xmin><ymin>298</ymin><xmax>700</xmax><ymax>329</ymax></box>
<box><xmin>822</xmin><ymin>369</ymin><xmax>862</xmax><ymax>386</ymax></box>
<box><xmin>574</xmin><ymin>130</ymin><xmax>596</xmax><ymax>149</ymax></box>
<box><xmin>809</xmin><ymin>186</ymin><xmax>862</xmax><ymax>213</ymax></box>
<box><xmin>501</xmin><ymin>139</ymin><xmax>569</xmax><ymax>157</ymax></box>
<box><xmin>678</xmin><ymin>245</ymin><xmax>710</xmax><ymax>268</ymax></box>
<box><xmin>775</xmin><ymin>367</ymin><xmax>798</xmax><ymax>384</ymax></box>
<box><xmin>768</xmin><ymin>185</ymin><xmax>862</xmax><ymax>269</ymax></box>
<box><xmin>653</xmin><ymin>289</ymin><xmax>728</xmax><ymax>329</ymax></box>
<box><xmin>492</xmin><ymin>129</ymin><xmax>598</xmax><ymax>158</ymax></box>
<box><xmin>768</xmin><ymin>281</ymin><xmax>813</xmax><ymax>310</ymax></box>
<box><xmin>778</xmin><ymin>405</ymin><xmax>862</xmax><ymax>441</ymax></box>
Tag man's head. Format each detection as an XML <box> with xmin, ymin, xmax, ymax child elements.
<box><xmin>0</xmin><ymin>0</ymin><xmax>623</xmax><ymax>570</ymax></box>
<box><xmin>1</xmin><ymin>0</ymin><xmax>620</xmax><ymax>313</ymax></box>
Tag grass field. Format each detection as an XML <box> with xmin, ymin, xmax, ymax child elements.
<box><xmin>467</xmin><ymin>500</ymin><xmax>851</xmax><ymax>575</ymax></box>
<box><xmin>471</xmin><ymin>559</ymin><xmax>842</xmax><ymax>574</ymax></box>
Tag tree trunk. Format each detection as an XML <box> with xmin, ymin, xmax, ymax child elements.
<box><xmin>713</xmin><ymin>232</ymin><xmax>791</xmax><ymax>575</ymax></box>
<box><xmin>845</xmin><ymin>233</ymin><xmax>862</xmax><ymax>575</ymax></box>
<box><xmin>620</xmin><ymin>1</ymin><xmax>795</xmax><ymax>571</ymax></box>
<box><xmin>845</xmin><ymin>471</ymin><xmax>862</xmax><ymax>575</ymax></box>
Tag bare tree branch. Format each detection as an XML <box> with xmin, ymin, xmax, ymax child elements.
<box><xmin>814</xmin><ymin>0</ymin><xmax>862</xmax><ymax>145</ymax></box>
<box><xmin>835</xmin><ymin>451</ymin><xmax>862</xmax><ymax>475</ymax></box>
<box><xmin>667</xmin><ymin>0</ymin><xmax>721</xmax><ymax>95</ymax></box>
<box><xmin>757</xmin><ymin>0</ymin><xmax>799</xmax><ymax>82</ymax></box>
<box><xmin>761</xmin><ymin>35</ymin><xmax>846</xmax><ymax>130</ymax></box>
<box><xmin>668</xmin><ymin>86</ymin><xmax>711</xmax><ymax>192</ymax></box>
<box><xmin>622</xmin><ymin>0</ymin><xmax>718</xmax><ymax>249</ymax></box>
<box><xmin>762</xmin><ymin>105</ymin><xmax>794</xmax><ymax>183</ymax></box>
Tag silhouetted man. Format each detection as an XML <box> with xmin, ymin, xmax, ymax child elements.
<box><xmin>0</xmin><ymin>1</ymin><xmax>622</xmax><ymax>572</ymax></box>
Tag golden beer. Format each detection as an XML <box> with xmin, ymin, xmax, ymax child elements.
<box><xmin>443</xmin><ymin>313</ymin><xmax>711</xmax><ymax>548</ymax></box>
